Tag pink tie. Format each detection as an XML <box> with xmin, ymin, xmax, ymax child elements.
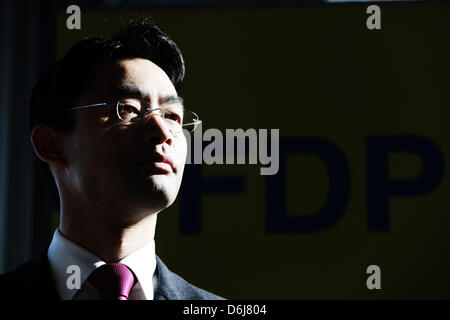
<box><xmin>88</xmin><ymin>263</ymin><xmax>136</xmax><ymax>300</ymax></box>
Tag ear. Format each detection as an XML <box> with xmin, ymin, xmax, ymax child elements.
<box><xmin>31</xmin><ymin>125</ymin><xmax>67</xmax><ymax>166</ymax></box>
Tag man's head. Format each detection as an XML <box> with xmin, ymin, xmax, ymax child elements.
<box><xmin>30</xmin><ymin>18</ymin><xmax>188</xmax><ymax>226</ymax></box>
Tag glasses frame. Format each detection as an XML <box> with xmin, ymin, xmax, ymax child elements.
<box><xmin>65</xmin><ymin>100</ymin><xmax>202</xmax><ymax>133</ymax></box>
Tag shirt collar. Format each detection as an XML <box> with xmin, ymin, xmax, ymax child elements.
<box><xmin>120</xmin><ymin>240</ymin><xmax>156</xmax><ymax>300</ymax></box>
<box><xmin>47</xmin><ymin>228</ymin><xmax>156</xmax><ymax>300</ymax></box>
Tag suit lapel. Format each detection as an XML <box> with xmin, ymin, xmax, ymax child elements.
<box><xmin>154</xmin><ymin>255</ymin><xmax>183</xmax><ymax>300</ymax></box>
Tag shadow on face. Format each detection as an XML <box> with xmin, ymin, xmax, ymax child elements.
<box><xmin>58</xmin><ymin>58</ymin><xmax>188</xmax><ymax>224</ymax></box>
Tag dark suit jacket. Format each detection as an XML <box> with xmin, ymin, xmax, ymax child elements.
<box><xmin>0</xmin><ymin>247</ymin><xmax>224</xmax><ymax>300</ymax></box>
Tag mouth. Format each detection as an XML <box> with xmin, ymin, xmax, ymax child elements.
<box><xmin>137</xmin><ymin>153</ymin><xmax>175</xmax><ymax>174</ymax></box>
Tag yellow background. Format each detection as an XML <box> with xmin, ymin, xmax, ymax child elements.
<box><xmin>54</xmin><ymin>3</ymin><xmax>450</xmax><ymax>299</ymax></box>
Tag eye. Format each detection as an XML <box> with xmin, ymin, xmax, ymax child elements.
<box><xmin>122</xmin><ymin>104</ymin><xmax>139</xmax><ymax>114</ymax></box>
<box><xmin>118</xmin><ymin>101</ymin><xmax>141</xmax><ymax>121</ymax></box>
<box><xmin>164</xmin><ymin>110</ymin><xmax>182</xmax><ymax>124</ymax></box>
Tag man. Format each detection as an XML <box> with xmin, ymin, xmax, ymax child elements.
<box><xmin>0</xmin><ymin>18</ymin><xmax>223</xmax><ymax>300</ymax></box>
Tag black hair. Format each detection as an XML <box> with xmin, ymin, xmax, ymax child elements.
<box><xmin>29</xmin><ymin>17</ymin><xmax>185</xmax><ymax>134</ymax></box>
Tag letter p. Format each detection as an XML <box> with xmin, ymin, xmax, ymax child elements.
<box><xmin>367</xmin><ymin>136</ymin><xmax>444</xmax><ymax>232</ymax></box>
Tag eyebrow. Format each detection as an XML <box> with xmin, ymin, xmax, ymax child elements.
<box><xmin>109</xmin><ymin>84</ymin><xmax>184</xmax><ymax>108</ymax></box>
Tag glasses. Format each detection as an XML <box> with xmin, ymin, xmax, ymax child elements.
<box><xmin>65</xmin><ymin>98</ymin><xmax>202</xmax><ymax>133</ymax></box>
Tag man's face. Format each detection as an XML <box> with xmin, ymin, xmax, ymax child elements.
<box><xmin>63</xmin><ymin>58</ymin><xmax>187</xmax><ymax>222</ymax></box>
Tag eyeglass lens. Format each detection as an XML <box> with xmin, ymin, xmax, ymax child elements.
<box><xmin>116</xmin><ymin>99</ymin><xmax>200</xmax><ymax>133</ymax></box>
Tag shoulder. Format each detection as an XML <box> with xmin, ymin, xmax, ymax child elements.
<box><xmin>0</xmin><ymin>248</ymin><xmax>60</xmax><ymax>299</ymax></box>
<box><xmin>0</xmin><ymin>257</ymin><xmax>38</xmax><ymax>299</ymax></box>
<box><xmin>154</xmin><ymin>256</ymin><xmax>225</xmax><ymax>300</ymax></box>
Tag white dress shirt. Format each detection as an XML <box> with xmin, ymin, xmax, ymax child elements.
<box><xmin>47</xmin><ymin>229</ymin><xmax>157</xmax><ymax>300</ymax></box>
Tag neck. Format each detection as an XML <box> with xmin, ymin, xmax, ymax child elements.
<box><xmin>59</xmin><ymin>203</ymin><xmax>158</xmax><ymax>262</ymax></box>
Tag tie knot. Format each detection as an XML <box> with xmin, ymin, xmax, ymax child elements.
<box><xmin>88</xmin><ymin>263</ymin><xmax>136</xmax><ymax>300</ymax></box>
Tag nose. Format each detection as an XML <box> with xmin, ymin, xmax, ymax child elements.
<box><xmin>142</xmin><ymin>112</ymin><xmax>174</xmax><ymax>146</ymax></box>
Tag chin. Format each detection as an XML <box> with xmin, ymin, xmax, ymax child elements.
<box><xmin>137</xmin><ymin>174</ymin><xmax>179</xmax><ymax>209</ymax></box>
<box><xmin>118</xmin><ymin>167</ymin><xmax>180</xmax><ymax>210</ymax></box>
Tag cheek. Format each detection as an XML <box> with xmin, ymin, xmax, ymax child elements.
<box><xmin>174</xmin><ymin>137</ymin><xmax>188</xmax><ymax>171</ymax></box>
<box><xmin>73</xmin><ymin>114</ymin><xmax>113</xmax><ymax>157</ymax></box>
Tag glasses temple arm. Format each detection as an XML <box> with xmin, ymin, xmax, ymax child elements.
<box><xmin>182</xmin><ymin>120</ymin><xmax>202</xmax><ymax>126</ymax></box>
<box><xmin>65</xmin><ymin>103</ymin><xmax>109</xmax><ymax>111</ymax></box>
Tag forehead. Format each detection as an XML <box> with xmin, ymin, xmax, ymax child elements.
<box><xmin>114</xmin><ymin>58</ymin><xmax>177</xmax><ymax>99</ymax></box>
<box><xmin>77</xmin><ymin>58</ymin><xmax>178</xmax><ymax>106</ymax></box>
